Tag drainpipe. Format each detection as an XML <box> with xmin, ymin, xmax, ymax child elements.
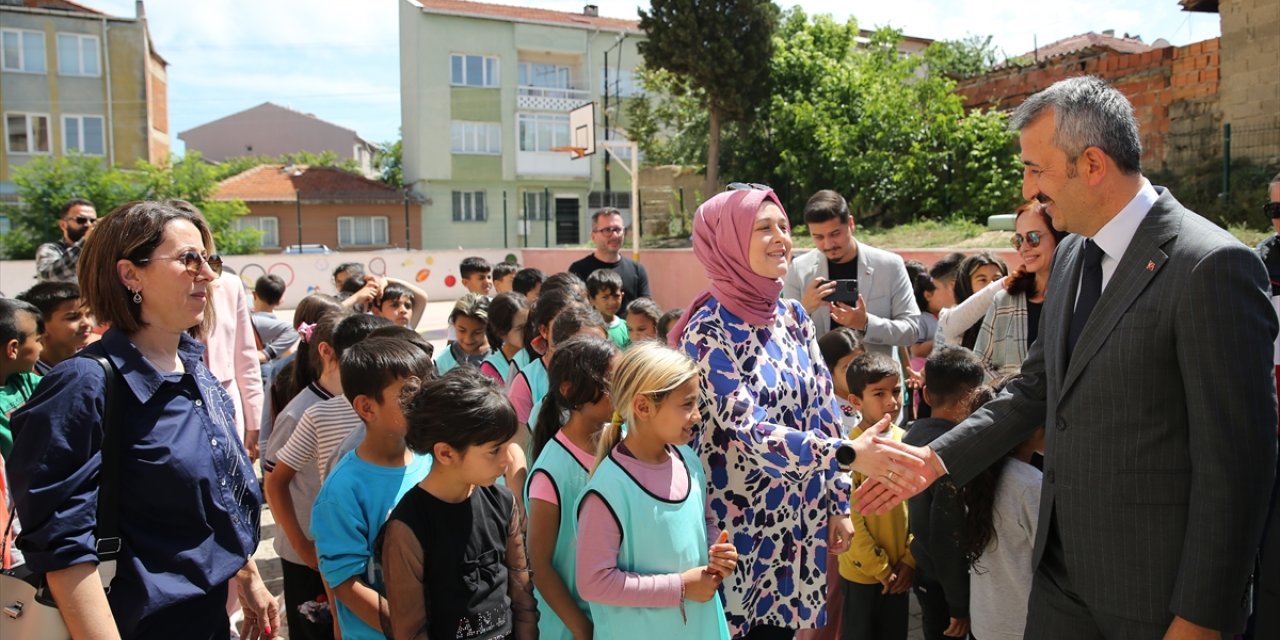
<box><xmin>100</xmin><ymin>17</ymin><xmax>115</xmax><ymax>166</ymax></box>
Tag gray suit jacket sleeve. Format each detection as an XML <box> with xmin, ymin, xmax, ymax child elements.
<box><xmin>862</xmin><ymin>250</ymin><xmax>921</xmax><ymax>348</ymax></box>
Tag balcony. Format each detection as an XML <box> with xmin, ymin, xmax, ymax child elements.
<box><xmin>517</xmin><ymin>85</ymin><xmax>591</xmax><ymax>112</ymax></box>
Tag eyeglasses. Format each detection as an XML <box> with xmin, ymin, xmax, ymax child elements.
<box><xmin>134</xmin><ymin>250</ymin><xmax>224</xmax><ymax>277</ymax></box>
<box><xmin>726</xmin><ymin>182</ymin><xmax>771</xmax><ymax>192</ymax></box>
<box><xmin>1265</xmin><ymin>202</ymin><xmax>1280</xmax><ymax>219</ymax></box>
<box><xmin>593</xmin><ymin>226</ymin><xmax>624</xmax><ymax>235</ymax></box>
<box><xmin>66</xmin><ymin>215</ymin><xmax>96</xmax><ymax>225</ymax></box>
<box><xmin>1011</xmin><ymin>230</ymin><xmax>1044</xmax><ymax>250</ymax></box>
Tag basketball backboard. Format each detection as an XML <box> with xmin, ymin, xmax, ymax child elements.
<box><xmin>569</xmin><ymin>102</ymin><xmax>596</xmax><ymax>158</ymax></box>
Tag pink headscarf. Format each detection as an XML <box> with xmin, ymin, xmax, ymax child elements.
<box><xmin>668</xmin><ymin>188</ymin><xmax>788</xmax><ymax>346</ymax></box>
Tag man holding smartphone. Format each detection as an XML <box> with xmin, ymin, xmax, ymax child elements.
<box><xmin>782</xmin><ymin>189</ymin><xmax>920</xmax><ymax>358</ymax></box>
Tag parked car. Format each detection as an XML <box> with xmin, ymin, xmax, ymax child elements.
<box><xmin>282</xmin><ymin>244</ymin><xmax>333</xmax><ymax>254</ymax></box>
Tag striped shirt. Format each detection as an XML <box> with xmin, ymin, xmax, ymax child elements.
<box><xmin>263</xmin><ymin>381</ymin><xmax>332</xmax><ymax>565</ymax></box>
<box><xmin>276</xmin><ymin>395</ymin><xmax>362</xmax><ymax>480</ymax></box>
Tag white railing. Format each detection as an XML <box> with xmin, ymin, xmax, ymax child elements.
<box><xmin>517</xmin><ymin>86</ymin><xmax>591</xmax><ymax>111</ymax></box>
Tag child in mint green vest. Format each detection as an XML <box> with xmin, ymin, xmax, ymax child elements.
<box><xmin>526</xmin><ymin>336</ymin><xmax>620</xmax><ymax>640</ymax></box>
<box><xmin>575</xmin><ymin>342</ymin><xmax>739</xmax><ymax>640</ymax></box>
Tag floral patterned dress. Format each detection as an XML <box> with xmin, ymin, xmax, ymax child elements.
<box><xmin>677</xmin><ymin>296</ymin><xmax>850</xmax><ymax>637</ymax></box>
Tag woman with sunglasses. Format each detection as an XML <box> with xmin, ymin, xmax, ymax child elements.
<box><xmin>669</xmin><ymin>185</ymin><xmax>931</xmax><ymax>640</ymax></box>
<box><xmin>973</xmin><ymin>201</ymin><xmax>1068</xmax><ymax>376</ymax></box>
<box><xmin>8</xmin><ymin>200</ymin><xmax>278</xmax><ymax>639</ymax></box>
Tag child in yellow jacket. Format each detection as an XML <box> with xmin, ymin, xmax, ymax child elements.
<box><xmin>838</xmin><ymin>353</ymin><xmax>914</xmax><ymax>640</ymax></box>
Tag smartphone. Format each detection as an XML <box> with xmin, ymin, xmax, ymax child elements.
<box><xmin>822</xmin><ymin>279</ymin><xmax>859</xmax><ymax>305</ymax></box>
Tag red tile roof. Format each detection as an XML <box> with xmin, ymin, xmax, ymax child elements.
<box><xmin>214</xmin><ymin>165</ymin><xmax>403</xmax><ymax>203</ymax></box>
<box><xmin>1021</xmin><ymin>31</ymin><xmax>1156</xmax><ymax>62</ymax></box>
<box><xmin>416</xmin><ymin>0</ymin><xmax>640</xmax><ymax>32</ymax></box>
<box><xmin>20</xmin><ymin>0</ymin><xmax>106</xmax><ymax>15</ymax></box>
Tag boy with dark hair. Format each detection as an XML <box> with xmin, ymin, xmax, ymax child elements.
<box><xmin>372</xmin><ymin>279</ymin><xmax>429</xmax><ymax>330</ymax></box>
<box><xmin>311</xmin><ymin>338</ymin><xmax>435</xmax><ymax>640</ymax></box>
<box><xmin>459</xmin><ymin>256</ymin><xmax>493</xmax><ymax>297</ymax></box>
<box><xmin>436</xmin><ymin>294</ymin><xmax>490</xmax><ymax>374</ymax></box>
<box><xmin>586</xmin><ymin>268</ymin><xmax>629</xmax><ymax>348</ymax></box>
<box><xmin>17</xmin><ymin>281</ymin><xmax>92</xmax><ymax>374</ymax></box>
<box><xmin>333</xmin><ymin>262</ymin><xmax>365</xmax><ymax>292</ymax></box>
<box><xmin>903</xmin><ymin>346</ymin><xmax>986</xmax><ymax>640</ymax></box>
<box><xmin>252</xmin><ymin>274</ymin><xmax>300</xmax><ymax>369</ymax></box>
<box><xmin>512</xmin><ymin>267</ymin><xmax>546</xmax><ymax>300</ymax></box>
<box><xmin>840</xmin><ymin>353</ymin><xmax>913</xmax><ymax>640</ymax></box>
<box><xmin>492</xmin><ymin>262</ymin><xmax>519</xmax><ymax>294</ymax></box>
<box><xmin>1</xmin><ymin>299</ymin><xmax>44</xmax><ymax>458</ymax></box>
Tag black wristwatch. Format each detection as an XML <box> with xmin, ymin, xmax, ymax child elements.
<box><xmin>835</xmin><ymin>444</ymin><xmax>856</xmax><ymax>473</ymax></box>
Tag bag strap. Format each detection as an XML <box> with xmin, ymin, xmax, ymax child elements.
<box><xmin>84</xmin><ymin>354</ymin><xmax>122</xmax><ymax>580</ymax></box>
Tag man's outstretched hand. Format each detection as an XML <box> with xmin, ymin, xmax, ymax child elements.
<box><xmin>850</xmin><ymin>419</ymin><xmax>946</xmax><ymax>514</ymax></box>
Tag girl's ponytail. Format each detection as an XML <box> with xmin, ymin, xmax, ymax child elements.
<box><xmin>535</xmin><ymin>336</ymin><xmax>618</xmax><ymax>463</ymax></box>
<box><xmin>592</xmin><ymin>416</ymin><xmax>625</xmax><ymax>475</ymax></box>
<box><xmin>594</xmin><ymin>341</ymin><xmax>699</xmax><ymax>473</ymax></box>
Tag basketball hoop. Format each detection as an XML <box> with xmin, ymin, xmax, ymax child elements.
<box><xmin>551</xmin><ymin>146</ymin><xmax>589</xmax><ymax>159</ymax></box>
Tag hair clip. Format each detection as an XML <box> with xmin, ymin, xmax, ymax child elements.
<box><xmin>298</xmin><ymin>322</ymin><xmax>316</xmax><ymax>343</ymax></box>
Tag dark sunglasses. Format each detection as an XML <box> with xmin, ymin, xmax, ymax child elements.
<box><xmin>726</xmin><ymin>182</ymin><xmax>772</xmax><ymax>192</ymax></box>
<box><xmin>135</xmin><ymin>251</ymin><xmax>224</xmax><ymax>277</ymax></box>
<box><xmin>1265</xmin><ymin>202</ymin><xmax>1280</xmax><ymax>219</ymax></box>
<box><xmin>1011</xmin><ymin>230</ymin><xmax>1044</xmax><ymax>250</ymax></box>
<box><xmin>67</xmin><ymin>215</ymin><xmax>96</xmax><ymax>225</ymax></box>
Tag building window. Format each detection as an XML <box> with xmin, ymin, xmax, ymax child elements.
<box><xmin>452</xmin><ymin>191</ymin><xmax>487</xmax><ymax>222</ymax></box>
<box><xmin>236</xmin><ymin>216</ymin><xmax>279</xmax><ymax>248</ymax></box>
<box><xmin>450</xmin><ymin>54</ymin><xmax>498</xmax><ymax>87</ymax></box>
<box><xmin>2</xmin><ymin>29</ymin><xmax>46</xmax><ymax>74</ymax></box>
<box><xmin>6</xmin><ymin>113</ymin><xmax>51</xmax><ymax>154</ymax></box>
<box><xmin>517</xmin><ymin>114</ymin><xmax>570</xmax><ymax>152</ymax></box>
<box><xmin>450</xmin><ymin>121</ymin><xmax>501</xmax><ymax>155</ymax></box>
<box><xmin>56</xmin><ymin>33</ymin><xmax>99</xmax><ymax>77</ymax></box>
<box><xmin>337</xmin><ymin>216</ymin><xmax>388</xmax><ymax>247</ymax></box>
<box><xmin>601</xmin><ymin>68</ymin><xmax>640</xmax><ymax>97</ymax></box>
<box><xmin>523</xmin><ymin>191</ymin><xmax>549</xmax><ymax>221</ymax></box>
<box><xmin>519</xmin><ymin>62</ymin><xmax>570</xmax><ymax>89</ymax></box>
<box><xmin>62</xmin><ymin>115</ymin><xmax>105</xmax><ymax>155</ymax></box>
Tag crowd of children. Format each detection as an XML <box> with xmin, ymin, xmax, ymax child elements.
<box><xmin>0</xmin><ymin>247</ymin><xmax>1098</xmax><ymax>640</ymax></box>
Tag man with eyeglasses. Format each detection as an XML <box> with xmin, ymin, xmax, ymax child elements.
<box><xmin>35</xmin><ymin>198</ymin><xmax>97</xmax><ymax>283</ymax></box>
<box><xmin>568</xmin><ymin>208</ymin><xmax>651</xmax><ymax>312</ymax></box>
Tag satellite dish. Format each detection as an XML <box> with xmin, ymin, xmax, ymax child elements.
<box><xmin>1152</xmin><ymin>38</ymin><xmax>1171</xmax><ymax>48</ymax></box>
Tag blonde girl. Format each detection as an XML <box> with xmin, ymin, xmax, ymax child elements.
<box><xmin>575</xmin><ymin>342</ymin><xmax>738</xmax><ymax>640</ymax></box>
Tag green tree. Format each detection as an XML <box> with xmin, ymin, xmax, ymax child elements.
<box><xmin>0</xmin><ymin>152</ymin><xmax>260</xmax><ymax>259</ymax></box>
<box><xmin>210</xmin><ymin>149</ymin><xmax>360</xmax><ymax>182</ymax></box>
<box><xmin>630</xmin><ymin>9</ymin><xmax>1023</xmax><ymax>227</ymax></box>
<box><xmin>0</xmin><ymin>155</ymin><xmax>143</xmax><ymax>258</ymax></box>
<box><xmin>923</xmin><ymin>35</ymin><xmax>1002</xmax><ymax>78</ymax></box>
<box><xmin>377</xmin><ymin>138</ymin><xmax>403</xmax><ymax>188</ymax></box>
<box><xmin>638</xmin><ymin>0</ymin><xmax>779</xmax><ymax>196</ymax></box>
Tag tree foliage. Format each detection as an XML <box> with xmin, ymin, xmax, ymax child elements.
<box><xmin>923</xmin><ymin>35</ymin><xmax>1002</xmax><ymax>78</ymax></box>
<box><xmin>629</xmin><ymin>8</ymin><xmax>1023</xmax><ymax>228</ymax></box>
<box><xmin>377</xmin><ymin>138</ymin><xmax>403</xmax><ymax>188</ymax></box>
<box><xmin>637</xmin><ymin>0</ymin><xmax>778</xmax><ymax>196</ymax></box>
<box><xmin>0</xmin><ymin>152</ymin><xmax>259</xmax><ymax>259</ymax></box>
<box><xmin>210</xmin><ymin>149</ymin><xmax>360</xmax><ymax>182</ymax></box>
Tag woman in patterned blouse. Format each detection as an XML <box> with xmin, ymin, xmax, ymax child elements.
<box><xmin>669</xmin><ymin>185</ymin><xmax>929</xmax><ymax>639</ymax></box>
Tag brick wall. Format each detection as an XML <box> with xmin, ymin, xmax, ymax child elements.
<box><xmin>1218</xmin><ymin>0</ymin><xmax>1280</xmax><ymax>161</ymax></box>
<box><xmin>954</xmin><ymin>39</ymin><xmax>1222</xmax><ymax>171</ymax></box>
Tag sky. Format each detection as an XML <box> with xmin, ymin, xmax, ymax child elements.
<box><xmin>89</xmin><ymin>0</ymin><xmax>1222</xmax><ymax>155</ymax></box>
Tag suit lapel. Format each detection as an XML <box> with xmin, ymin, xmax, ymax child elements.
<box><xmin>1060</xmin><ymin>193</ymin><xmax>1182</xmax><ymax>395</ymax></box>
<box><xmin>1046</xmin><ymin>235</ymin><xmax>1085</xmax><ymax>385</ymax></box>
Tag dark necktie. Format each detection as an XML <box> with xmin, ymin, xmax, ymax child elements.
<box><xmin>1066</xmin><ymin>239</ymin><xmax>1104</xmax><ymax>358</ymax></box>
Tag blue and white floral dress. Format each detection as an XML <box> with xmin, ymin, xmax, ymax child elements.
<box><xmin>677</xmin><ymin>296</ymin><xmax>851</xmax><ymax>637</ymax></box>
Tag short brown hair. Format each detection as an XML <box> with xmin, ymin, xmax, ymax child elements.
<box><xmin>79</xmin><ymin>200</ymin><xmax>216</xmax><ymax>335</ymax></box>
<box><xmin>803</xmin><ymin>189</ymin><xmax>851</xmax><ymax>225</ymax></box>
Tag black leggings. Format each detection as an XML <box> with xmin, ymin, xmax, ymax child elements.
<box><xmin>742</xmin><ymin>624</ymin><xmax>796</xmax><ymax>640</ymax></box>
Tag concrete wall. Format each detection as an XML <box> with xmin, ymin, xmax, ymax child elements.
<box><xmin>2</xmin><ymin>246</ymin><xmax>1021</xmax><ymax>312</ymax></box>
<box><xmin>1</xmin><ymin>248</ymin><xmax>520</xmax><ymax>309</ymax></box>
<box><xmin>1218</xmin><ymin>0</ymin><xmax>1280</xmax><ymax>160</ymax></box>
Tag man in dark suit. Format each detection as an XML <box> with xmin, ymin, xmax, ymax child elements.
<box><xmin>860</xmin><ymin>76</ymin><xmax>1278</xmax><ymax>639</ymax></box>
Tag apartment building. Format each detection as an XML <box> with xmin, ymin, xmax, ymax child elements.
<box><xmin>400</xmin><ymin>0</ymin><xmax>643</xmax><ymax>249</ymax></box>
<box><xmin>1</xmin><ymin>0</ymin><xmax>169</xmax><ymax>196</ymax></box>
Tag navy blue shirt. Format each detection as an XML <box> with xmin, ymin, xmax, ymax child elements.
<box><xmin>9</xmin><ymin>329</ymin><xmax>262</xmax><ymax>637</ymax></box>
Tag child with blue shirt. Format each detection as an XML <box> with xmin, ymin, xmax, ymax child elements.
<box><xmin>310</xmin><ymin>337</ymin><xmax>435</xmax><ymax>639</ymax></box>
<box><xmin>435</xmin><ymin>293</ymin><xmax>490</xmax><ymax>374</ymax></box>
<box><xmin>381</xmin><ymin>367</ymin><xmax>538</xmax><ymax>639</ymax></box>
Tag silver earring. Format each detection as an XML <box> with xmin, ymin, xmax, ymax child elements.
<box><xmin>132</xmin><ymin>290</ymin><xmax>142</xmax><ymax>304</ymax></box>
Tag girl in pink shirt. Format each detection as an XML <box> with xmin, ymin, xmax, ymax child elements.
<box><xmin>526</xmin><ymin>336</ymin><xmax>620</xmax><ymax>639</ymax></box>
<box><xmin>575</xmin><ymin>342</ymin><xmax>739</xmax><ymax>639</ymax></box>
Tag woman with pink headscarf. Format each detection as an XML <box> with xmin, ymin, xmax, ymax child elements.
<box><xmin>670</xmin><ymin>185</ymin><xmax>928</xmax><ymax>639</ymax></box>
